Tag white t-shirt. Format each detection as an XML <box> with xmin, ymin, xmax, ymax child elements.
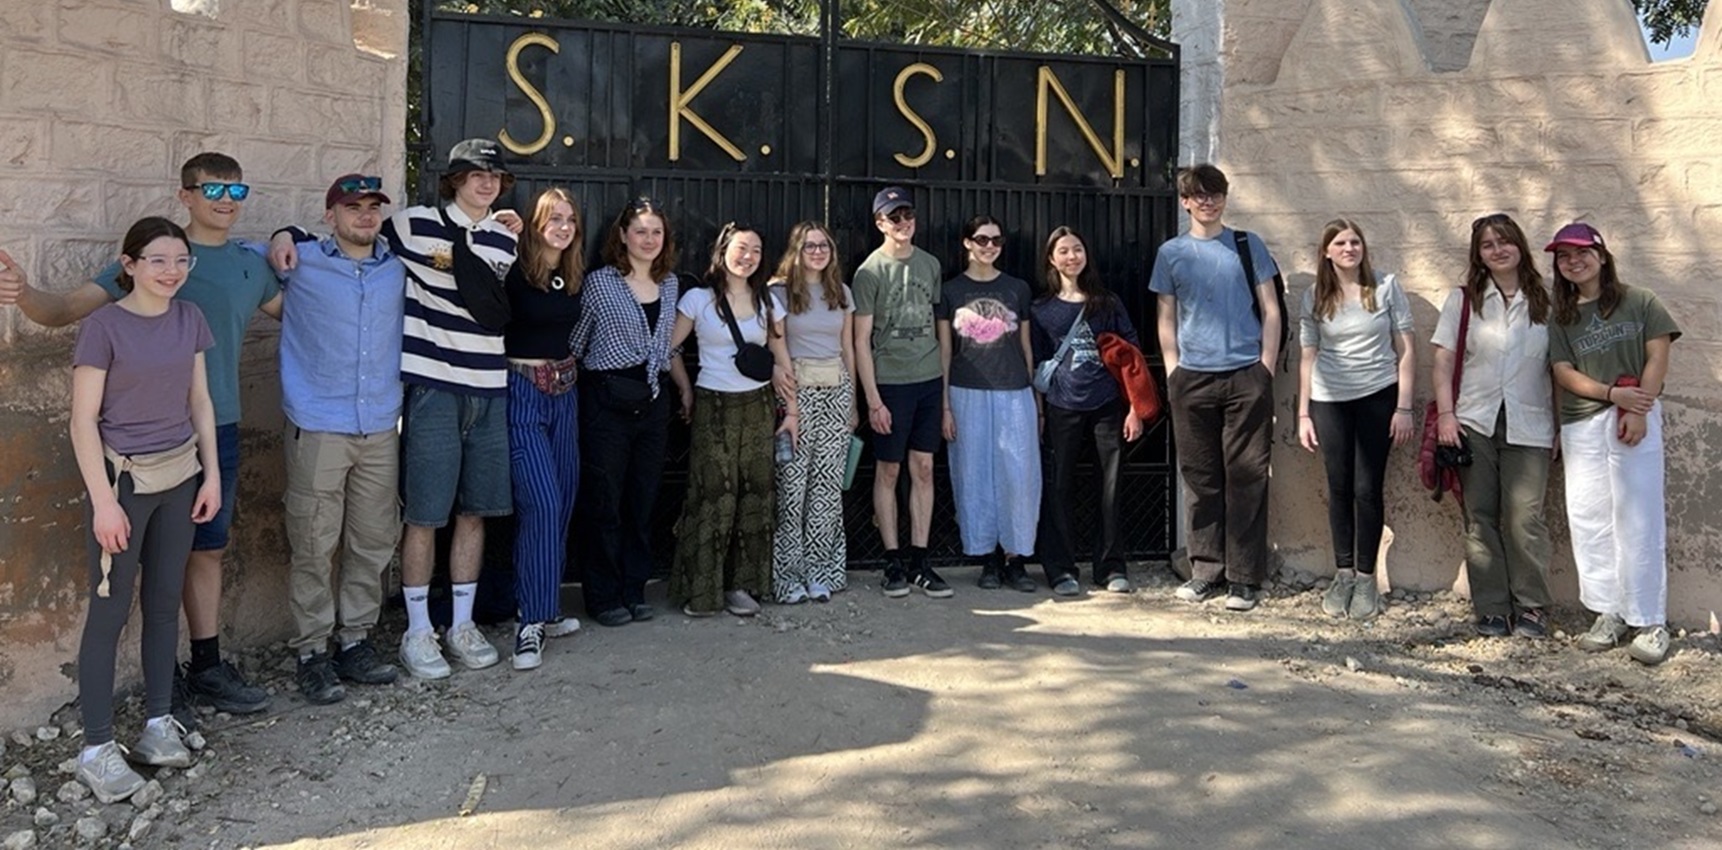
<box><xmin>679</xmin><ymin>287</ymin><xmax>786</xmax><ymax>392</ymax></box>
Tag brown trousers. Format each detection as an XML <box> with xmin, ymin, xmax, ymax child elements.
<box><xmin>1167</xmin><ymin>364</ymin><xmax>1275</xmax><ymax>586</ymax></box>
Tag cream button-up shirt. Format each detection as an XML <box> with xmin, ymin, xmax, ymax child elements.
<box><xmin>1431</xmin><ymin>286</ymin><xmax>1555</xmax><ymax>448</ymax></box>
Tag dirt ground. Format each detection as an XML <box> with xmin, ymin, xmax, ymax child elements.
<box><xmin>3</xmin><ymin>563</ymin><xmax>1721</xmax><ymax>850</ymax></box>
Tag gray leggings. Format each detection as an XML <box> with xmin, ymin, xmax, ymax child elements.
<box><xmin>79</xmin><ymin>473</ymin><xmax>196</xmax><ymax>746</ymax></box>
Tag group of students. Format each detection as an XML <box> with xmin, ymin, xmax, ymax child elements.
<box><xmin>0</xmin><ymin>146</ymin><xmax>1679</xmax><ymax>805</ymax></box>
<box><xmin>1277</xmin><ymin>185</ymin><xmax>1678</xmax><ymax>665</ymax></box>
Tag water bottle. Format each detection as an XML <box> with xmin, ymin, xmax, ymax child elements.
<box><xmin>774</xmin><ymin>430</ymin><xmax>794</xmax><ymax>464</ymax></box>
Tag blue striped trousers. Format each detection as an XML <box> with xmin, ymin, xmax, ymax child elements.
<box><xmin>507</xmin><ymin>370</ymin><xmax>580</xmax><ymax>624</ymax></box>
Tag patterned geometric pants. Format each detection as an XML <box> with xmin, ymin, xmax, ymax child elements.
<box><xmin>669</xmin><ymin>386</ymin><xmax>777</xmax><ymax>613</ymax></box>
<box><xmin>772</xmin><ymin>375</ymin><xmax>854</xmax><ymax>600</ymax></box>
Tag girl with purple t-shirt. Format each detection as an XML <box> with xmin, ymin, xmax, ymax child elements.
<box><xmin>70</xmin><ymin>217</ymin><xmax>220</xmax><ymax>804</ymax></box>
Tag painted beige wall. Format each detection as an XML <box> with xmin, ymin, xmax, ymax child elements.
<box><xmin>1195</xmin><ymin>0</ymin><xmax>1722</xmax><ymax>626</ymax></box>
<box><xmin>0</xmin><ymin>0</ymin><xmax>407</xmax><ymax>731</ymax></box>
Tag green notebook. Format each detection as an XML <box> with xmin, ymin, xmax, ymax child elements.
<box><xmin>841</xmin><ymin>434</ymin><xmax>864</xmax><ymax>491</ymax></box>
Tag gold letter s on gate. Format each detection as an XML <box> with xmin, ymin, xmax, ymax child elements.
<box><xmin>500</xmin><ymin>32</ymin><xmax>559</xmax><ymax>156</ymax></box>
<box><xmin>893</xmin><ymin>63</ymin><xmax>943</xmax><ymax>168</ymax></box>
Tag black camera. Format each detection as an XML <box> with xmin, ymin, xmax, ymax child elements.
<box><xmin>1435</xmin><ymin>439</ymin><xmax>1472</xmax><ymax>468</ymax></box>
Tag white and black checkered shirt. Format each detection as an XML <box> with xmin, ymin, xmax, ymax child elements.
<box><xmin>569</xmin><ymin>265</ymin><xmax>682</xmax><ymax>397</ymax></box>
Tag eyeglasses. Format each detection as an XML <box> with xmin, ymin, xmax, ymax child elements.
<box><xmin>630</xmin><ymin>196</ymin><xmax>660</xmax><ymax>211</ymax></box>
<box><xmin>801</xmin><ymin>241</ymin><xmax>833</xmax><ymax>254</ymax></box>
<box><xmin>1471</xmin><ymin>213</ymin><xmax>1512</xmax><ymax>231</ymax></box>
<box><xmin>885</xmin><ymin>208</ymin><xmax>916</xmax><ymax>224</ymax></box>
<box><xmin>969</xmin><ymin>235</ymin><xmax>1004</xmax><ymax>248</ymax></box>
<box><xmin>1184</xmin><ymin>192</ymin><xmax>1224</xmax><ymax>207</ymax></box>
<box><xmin>187</xmin><ymin>182</ymin><xmax>251</xmax><ymax>202</ymax></box>
<box><xmin>138</xmin><ymin>254</ymin><xmax>197</xmax><ymax>274</ymax></box>
<box><xmin>336</xmin><ymin>176</ymin><xmax>383</xmax><ymax>194</ymax></box>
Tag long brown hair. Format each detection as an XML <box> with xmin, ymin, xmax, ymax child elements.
<box><xmin>1551</xmin><ymin>236</ymin><xmax>1626</xmax><ymax>326</ymax></box>
<box><xmin>1466</xmin><ymin>213</ymin><xmax>1549</xmax><ymax>324</ymax></box>
<box><xmin>116</xmin><ymin>217</ymin><xmax>191</xmax><ymax>293</ymax></box>
<box><xmin>1313</xmin><ymin>218</ymin><xmax>1379</xmax><ymax>321</ymax></box>
<box><xmin>1038</xmin><ymin>226</ymin><xmax>1117</xmax><ymax>321</ymax></box>
<box><xmin>518</xmin><ymin>188</ymin><xmax>584</xmax><ymax>295</ymax></box>
<box><xmin>771</xmin><ymin>221</ymin><xmax>847</xmax><ymax>314</ymax></box>
<box><xmin>600</xmin><ymin>196</ymin><xmax>677</xmax><ymax>281</ymax></box>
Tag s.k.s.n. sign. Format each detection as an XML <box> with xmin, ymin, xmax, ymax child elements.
<box><xmin>425</xmin><ymin>14</ymin><xmax>1177</xmax><ymax>189</ymax></box>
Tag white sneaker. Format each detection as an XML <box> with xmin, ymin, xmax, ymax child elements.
<box><xmin>131</xmin><ymin>717</ymin><xmax>191</xmax><ymax>768</ymax></box>
<box><xmin>399</xmin><ymin>630</ymin><xmax>452</xmax><ymax>680</ymax></box>
<box><xmin>77</xmin><ymin>741</ymin><xmax>146</xmax><ymax>804</ymax></box>
<box><xmin>725</xmin><ymin>590</ymin><xmax>761</xmax><ymax>617</ymax></box>
<box><xmin>445</xmin><ymin>622</ymin><xmax>500</xmax><ymax>670</ymax></box>
<box><xmin>512</xmin><ymin>622</ymin><xmax>545</xmax><ymax>671</ymax></box>
<box><xmin>1628</xmin><ymin>625</ymin><xmax>1671</xmax><ymax>666</ymax></box>
<box><xmin>780</xmin><ymin>584</ymin><xmax>809</xmax><ymax>605</ymax></box>
<box><xmin>807</xmin><ymin>582</ymin><xmax>832</xmax><ymax>602</ymax></box>
<box><xmin>544</xmin><ymin>616</ymin><xmax>582</xmax><ymax>638</ymax></box>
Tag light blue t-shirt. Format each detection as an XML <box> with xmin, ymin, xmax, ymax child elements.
<box><xmin>97</xmin><ymin>240</ymin><xmax>279</xmax><ymax>426</ymax></box>
<box><xmin>1148</xmin><ymin>227</ymin><xmax>1279</xmax><ymax>372</ymax></box>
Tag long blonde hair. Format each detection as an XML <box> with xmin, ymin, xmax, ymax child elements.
<box><xmin>1313</xmin><ymin>218</ymin><xmax>1378</xmax><ymax>321</ymax></box>
<box><xmin>771</xmin><ymin>221</ymin><xmax>847</xmax><ymax>314</ymax></box>
<box><xmin>519</xmin><ymin>188</ymin><xmax>584</xmax><ymax>295</ymax></box>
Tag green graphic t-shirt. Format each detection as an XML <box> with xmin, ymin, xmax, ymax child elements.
<box><xmin>853</xmin><ymin>245</ymin><xmax>942</xmax><ymax>384</ymax></box>
<box><xmin>1549</xmin><ymin>286</ymin><xmax>1680</xmax><ymax>424</ymax></box>
<box><xmin>97</xmin><ymin>240</ymin><xmax>279</xmax><ymax>426</ymax></box>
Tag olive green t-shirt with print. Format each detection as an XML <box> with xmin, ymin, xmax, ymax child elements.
<box><xmin>1549</xmin><ymin>286</ymin><xmax>1680</xmax><ymax>424</ymax></box>
<box><xmin>853</xmin><ymin>245</ymin><xmax>942</xmax><ymax>384</ymax></box>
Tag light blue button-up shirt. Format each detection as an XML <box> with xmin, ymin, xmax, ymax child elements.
<box><xmin>279</xmin><ymin>236</ymin><xmax>406</xmax><ymax>435</ymax></box>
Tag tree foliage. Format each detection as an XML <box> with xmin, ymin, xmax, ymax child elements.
<box><xmin>1634</xmin><ymin>0</ymin><xmax>1707</xmax><ymax>45</ymax></box>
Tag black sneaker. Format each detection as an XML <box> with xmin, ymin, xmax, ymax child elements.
<box><xmin>185</xmin><ymin>660</ymin><xmax>271</xmax><ymax>714</ymax></box>
<box><xmin>1003</xmin><ymin>556</ymin><xmax>1037</xmax><ymax>593</ymax></box>
<box><xmin>911</xmin><ymin>566</ymin><xmax>954</xmax><ymax>598</ymax></box>
<box><xmin>977</xmin><ymin>551</ymin><xmax>1003</xmax><ymax>590</ymax></box>
<box><xmin>170</xmin><ymin>665</ymin><xmax>200</xmax><ymax>730</ymax></box>
<box><xmin>1174</xmin><ymin>578</ymin><xmax>1222</xmax><ymax>603</ymax></box>
<box><xmin>296</xmin><ymin>653</ymin><xmax>346</xmax><ymax>705</ymax></box>
<box><xmin>1474</xmin><ymin>615</ymin><xmax>1511</xmax><ymax>637</ymax></box>
<box><xmin>1224</xmin><ymin>583</ymin><xmax>1260</xmax><ymax>612</ymax></box>
<box><xmin>1513</xmin><ymin>608</ymin><xmax>1548</xmax><ymax>639</ymax></box>
<box><xmin>332</xmin><ymin>640</ymin><xmax>399</xmax><ymax>685</ymax></box>
<box><xmin>882</xmin><ymin>552</ymin><xmax>911</xmax><ymax>598</ymax></box>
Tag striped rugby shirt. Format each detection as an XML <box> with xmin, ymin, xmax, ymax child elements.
<box><xmin>384</xmin><ymin>203</ymin><xmax>518</xmax><ymax>397</ymax></box>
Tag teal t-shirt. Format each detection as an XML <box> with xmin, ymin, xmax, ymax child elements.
<box><xmin>97</xmin><ymin>240</ymin><xmax>279</xmax><ymax>426</ymax></box>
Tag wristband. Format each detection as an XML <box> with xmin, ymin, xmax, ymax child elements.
<box><xmin>1438</xmin><ymin>411</ymin><xmax>1455</xmax><ymax>419</ymax></box>
<box><xmin>1605</xmin><ymin>386</ymin><xmax>1614</xmax><ymax>402</ymax></box>
<box><xmin>1394</xmin><ymin>407</ymin><xmax>1412</xmax><ymax>414</ymax></box>
<box><xmin>1298</xmin><ymin>414</ymin><xmax>1311</xmax><ymax>420</ymax></box>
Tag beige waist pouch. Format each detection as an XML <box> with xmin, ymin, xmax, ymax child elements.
<box><xmin>96</xmin><ymin>437</ymin><xmax>201</xmax><ymax>597</ymax></box>
<box><xmin>793</xmin><ymin>357</ymin><xmax>844</xmax><ymax>388</ymax></box>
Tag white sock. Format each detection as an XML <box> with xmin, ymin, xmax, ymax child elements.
<box><xmin>405</xmin><ymin>585</ymin><xmax>432</xmax><ymax>635</ymax></box>
<box><xmin>451</xmin><ymin>582</ymin><xmax>477</xmax><ymax>628</ymax></box>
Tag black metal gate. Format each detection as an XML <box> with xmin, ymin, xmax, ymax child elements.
<box><xmin>421</xmin><ymin>7</ymin><xmax>1180</xmax><ymax>574</ymax></box>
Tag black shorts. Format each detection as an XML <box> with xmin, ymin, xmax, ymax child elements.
<box><xmin>873</xmin><ymin>377</ymin><xmax>943</xmax><ymax>463</ymax></box>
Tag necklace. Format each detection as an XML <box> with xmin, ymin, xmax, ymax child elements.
<box><xmin>550</xmin><ymin>274</ymin><xmax>565</xmax><ymax>291</ymax></box>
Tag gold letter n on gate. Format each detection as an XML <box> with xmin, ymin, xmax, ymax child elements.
<box><xmin>1036</xmin><ymin>67</ymin><xmax>1125</xmax><ymax>179</ymax></box>
<box><xmin>670</xmin><ymin>42</ymin><xmax>746</xmax><ymax>162</ymax></box>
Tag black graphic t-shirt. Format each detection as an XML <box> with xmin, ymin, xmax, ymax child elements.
<box><xmin>937</xmin><ymin>272</ymin><xmax>1033</xmax><ymax>390</ymax></box>
<box><xmin>1030</xmin><ymin>293</ymin><xmax>1139</xmax><ymax>412</ymax></box>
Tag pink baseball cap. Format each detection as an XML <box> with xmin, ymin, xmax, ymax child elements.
<box><xmin>1543</xmin><ymin>222</ymin><xmax>1604</xmax><ymax>252</ymax></box>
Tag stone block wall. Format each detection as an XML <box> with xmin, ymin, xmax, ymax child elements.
<box><xmin>1174</xmin><ymin>0</ymin><xmax>1722</xmax><ymax>625</ymax></box>
<box><xmin>0</xmin><ymin>0</ymin><xmax>407</xmax><ymax>731</ymax></box>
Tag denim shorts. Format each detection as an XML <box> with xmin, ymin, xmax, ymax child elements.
<box><xmin>872</xmin><ymin>377</ymin><xmax>943</xmax><ymax>463</ymax></box>
<box><xmin>401</xmin><ymin>384</ymin><xmax>512</xmax><ymax>526</ymax></box>
<box><xmin>191</xmin><ymin>422</ymin><xmax>241</xmax><ymax>551</ymax></box>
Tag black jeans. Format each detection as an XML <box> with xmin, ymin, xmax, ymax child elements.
<box><xmin>1166</xmin><ymin>364</ymin><xmax>1274</xmax><ymax>585</ymax></box>
<box><xmin>1039</xmin><ymin>400</ymin><xmax>1125</xmax><ymax>584</ymax></box>
<box><xmin>1307</xmin><ymin>384</ymin><xmax>1397</xmax><ymax>574</ymax></box>
<box><xmin>577</xmin><ymin>384</ymin><xmax>672</xmax><ymax>616</ymax></box>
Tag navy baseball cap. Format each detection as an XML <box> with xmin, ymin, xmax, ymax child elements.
<box><xmin>872</xmin><ymin>186</ymin><xmax>912</xmax><ymax>216</ymax></box>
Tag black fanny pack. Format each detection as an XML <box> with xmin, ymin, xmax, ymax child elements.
<box><xmin>715</xmin><ymin>291</ymin><xmax>775</xmax><ymax>382</ymax></box>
